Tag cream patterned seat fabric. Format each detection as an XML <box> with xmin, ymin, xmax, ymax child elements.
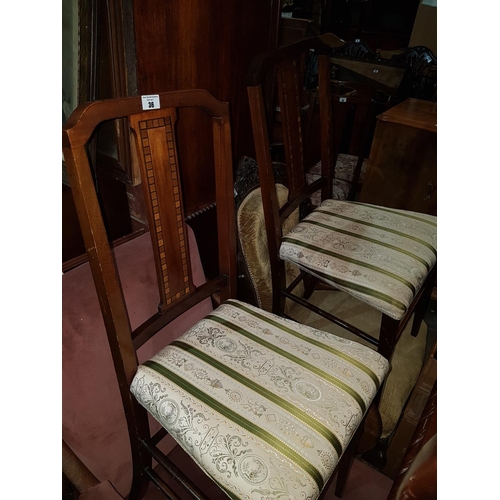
<box><xmin>280</xmin><ymin>200</ymin><xmax>437</xmax><ymax>321</ymax></box>
<box><xmin>131</xmin><ymin>299</ymin><xmax>389</xmax><ymax>500</ymax></box>
<box><xmin>306</xmin><ymin>155</ymin><xmax>369</xmax><ymax>204</ymax></box>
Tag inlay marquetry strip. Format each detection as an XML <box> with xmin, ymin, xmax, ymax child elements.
<box><xmin>130</xmin><ymin>109</ymin><xmax>194</xmax><ymax>312</ymax></box>
<box><xmin>277</xmin><ymin>57</ymin><xmax>305</xmax><ymax>201</ymax></box>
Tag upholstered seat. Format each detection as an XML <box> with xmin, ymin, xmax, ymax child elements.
<box><xmin>306</xmin><ymin>155</ymin><xmax>369</xmax><ymax>204</ymax></box>
<box><xmin>280</xmin><ymin>200</ymin><xmax>437</xmax><ymax>321</ymax></box>
<box><xmin>235</xmin><ymin>182</ymin><xmax>427</xmax><ymax>440</ymax></box>
<box><xmin>132</xmin><ymin>299</ymin><xmax>389</xmax><ymax>500</ymax></box>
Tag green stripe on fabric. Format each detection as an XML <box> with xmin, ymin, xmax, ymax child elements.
<box><xmin>205</xmin><ymin>315</ymin><xmax>367</xmax><ymax>414</ymax></box>
<box><xmin>300</xmin><ymin>265</ymin><xmax>407</xmax><ymax>316</ymax></box>
<box><xmin>351</xmin><ymin>202</ymin><xmax>437</xmax><ymax>227</ymax></box>
<box><xmin>171</xmin><ymin>340</ymin><xmax>344</xmax><ymax>457</ymax></box>
<box><xmin>315</xmin><ymin>208</ymin><xmax>437</xmax><ymax>257</ymax></box>
<box><xmin>143</xmin><ymin>359</ymin><xmax>324</xmax><ymax>491</ymax></box>
<box><xmin>281</xmin><ymin>237</ymin><xmax>416</xmax><ymax>295</ymax></box>
<box><xmin>226</xmin><ymin>300</ymin><xmax>381</xmax><ymax>390</ymax></box>
<box><xmin>304</xmin><ymin>219</ymin><xmax>430</xmax><ymax>272</ymax></box>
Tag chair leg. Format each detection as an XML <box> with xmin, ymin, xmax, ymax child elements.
<box><xmin>272</xmin><ymin>260</ymin><xmax>288</xmax><ymax>316</ymax></box>
<box><xmin>410</xmin><ymin>270</ymin><xmax>435</xmax><ymax>337</ymax></box>
<box><xmin>357</xmin><ymin>394</ymin><xmax>387</xmax><ymax>471</ymax></box>
<box><xmin>356</xmin><ymin>399</ymin><xmax>383</xmax><ymax>455</ymax></box>
<box><xmin>378</xmin><ymin>314</ymin><xmax>400</xmax><ymax>360</ymax></box>
<box><xmin>128</xmin><ymin>471</ymin><xmax>152</xmax><ymax>500</ymax></box>
<box><xmin>302</xmin><ymin>273</ymin><xmax>319</xmax><ymax>300</ymax></box>
<box><xmin>335</xmin><ymin>420</ymin><xmax>364</xmax><ymax>498</ymax></box>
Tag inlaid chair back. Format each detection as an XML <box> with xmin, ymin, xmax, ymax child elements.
<box><xmin>62</xmin><ymin>90</ymin><xmax>236</xmax><ymax>498</ymax></box>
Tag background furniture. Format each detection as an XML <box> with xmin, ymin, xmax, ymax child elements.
<box><xmin>359</xmin><ymin>97</ymin><xmax>437</xmax><ymax>215</ymax></box>
<box><xmin>320</xmin><ymin>0</ymin><xmax>422</xmax><ymax>50</ymax></box>
<box><xmin>383</xmin><ymin>343</ymin><xmax>437</xmax><ymax>478</ymax></box>
<box><xmin>387</xmin><ymin>379</ymin><xmax>437</xmax><ymax>499</ymax></box>
<box><xmin>62</xmin><ymin>0</ymin><xmax>282</xmax><ymax>277</ymax></box>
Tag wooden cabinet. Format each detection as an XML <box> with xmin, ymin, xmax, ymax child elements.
<box><xmin>359</xmin><ymin>98</ymin><xmax>437</xmax><ymax>215</ymax></box>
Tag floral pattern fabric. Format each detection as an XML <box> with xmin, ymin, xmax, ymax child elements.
<box><xmin>131</xmin><ymin>299</ymin><xmax>389</xmax><ymax>500</ymax></box>
<box><xmin>280</xmin><ymin>200</ymin><xmax>437</xmax><ymax>320</ymax></box>
<box><xmin>306</xmin><ymin>155</ymin><xmax>369</xmax><ymax>205</ymax></box>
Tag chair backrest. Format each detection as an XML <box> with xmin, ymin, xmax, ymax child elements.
<box><xmin>62</xmin><ymin>90</ymin><xmax>236</xmax><ymax>474</ymax></box>
<box><xmin>246</xmin><ymin>37</ymin><xmax>334</xmax><ymax>312</ymax></box>
<box><xmin>390</xmin><ymin>46</ymin><xmax>437</xmax><ymax>102</ymax></box>
<box><xmin>246</xmin><ymin>37</ymin><xmax>334</xmax><ymax>223</ymax></box>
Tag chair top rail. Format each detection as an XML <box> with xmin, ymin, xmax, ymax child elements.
<box><xmin>246</xmin><ymin>37</ymin><xmax>331</xmax><ymax>87</ymax></box>
<box><xmin>62</xmin><ymin>89</ymin><xmax>230</xmax><ymax>148</ymax></box>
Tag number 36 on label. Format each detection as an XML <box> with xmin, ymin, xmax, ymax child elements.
<box><xmin>141</xmin><ymin>95</ymin><xmax>160</xmax><ymax>110</ymax></box>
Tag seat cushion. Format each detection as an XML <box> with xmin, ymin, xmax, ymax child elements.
<box><xmin>131</xmin><ymin>299</ymin><xmax>389</xmax><ymax>500</ymax></box>
<box><xmin>280</xmin><ymin>200</ymin><xmax>437</xmax><ymax>320</ymax></box>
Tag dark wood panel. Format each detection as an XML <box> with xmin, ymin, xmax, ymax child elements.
<box><xmin>359</xmin><ymin>98</ymin><xmax>437</xmax><ymax>215</ymax></box>
<box><xmin>132</xmin><ymin>0</ymin><xmax>280</xmax><ymax>216</ymax></box>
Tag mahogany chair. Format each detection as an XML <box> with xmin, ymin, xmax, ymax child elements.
<box><xmin>62</xmin><ymin>90</ymin><xmax>390</xmax><ymax>499</ymax></box>
<box><xmin>304</xmin><ymin>91</ymin><xmax>375</xmax><ymax>203</ymax></box>
<box><xmin>246</xmin><ymin>37</ymin><xmax>437</xmax><ymax>362</ymax></box>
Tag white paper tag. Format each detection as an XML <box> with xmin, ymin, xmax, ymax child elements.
<box><xmin>339</xmin><ymin>97</ymin><xmax>347</xmax><ymax>103</ymax></box>
<box><xmin>355</xmin><ymin>38</ymin><xmax>360</xmax><ymax>43</ymax></box>
<box><xmin>141</xmin><ymin>94</ymin><xmax>160</xmax><ymax>110</ymax></box>
<box><xmin>373</xmin><ymin>69</ymin><xmax>379</xmax><ymax>74</ymax></box>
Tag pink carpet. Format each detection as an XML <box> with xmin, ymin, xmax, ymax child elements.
<box><xmin>62</xmin><ymin>227</ymin><xmax>213</xmax><ymax>497</ymax></box>
<box><xmin>63</xmin><ymin>227</ymin><xmax>394</xmax><ymax>500</ymax></box>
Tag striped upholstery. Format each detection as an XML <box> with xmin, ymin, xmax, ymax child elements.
<box><xmin>131</xmin><ymin>299</ymin><xmax>389</xmax><ymax>500</ymax></box>
<box><xmin>281</xmin><ymin>200</ymin><xmax>437</xmax><ymax>320</ymax></box>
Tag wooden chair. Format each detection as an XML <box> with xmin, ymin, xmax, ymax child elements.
<box><xmin>390</xmin><ymin>46</ymin><xmax>437</xmax><ymax>103</ymax></box>
<box><xmin>301</xmin><ymin>37</ymin><xmax>396</xmax><ymax>203</ymax></box>
<box><xmin>233</xmin><ymin>156</ymin><xmax>429</xmax><ymax>468</ymax></box>
<box><xmin>246</xmin><ymin>37</ymin><xmax>437</xmax><ymax>362</ymax></box>
<box><xmin>63</xmin><ymin>90</ymin><xmax>390</xmax><ymax>499</ymax></box>
<box><xmin>304</xmin><ymin>91</ymin><xmax>375</xmax><ymax>203</ymax></box>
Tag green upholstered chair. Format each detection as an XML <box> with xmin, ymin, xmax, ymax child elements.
<box><xmin>63</xmin><ymin>90</ymin><xmax>389</xmax><ymax>500</ymax></box>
